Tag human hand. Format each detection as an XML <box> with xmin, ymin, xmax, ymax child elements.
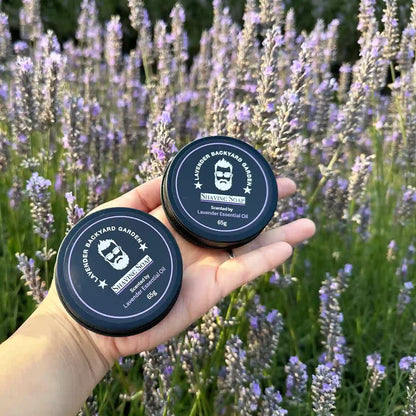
<box><xmin>44</xmin><ymin>176</ymin><xmax>315</xmax><ymax>368</ymax></box>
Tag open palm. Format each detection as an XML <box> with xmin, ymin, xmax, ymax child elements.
<box><xmin>47</xmin><ymin>176</ymin><xmax>315</xmax><ymax>362</ymax></box>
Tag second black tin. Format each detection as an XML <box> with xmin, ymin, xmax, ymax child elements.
<box><xmin>162</xmin><ymin>136</ymin><xmax>278</xmax><ymax>249</ymax></box>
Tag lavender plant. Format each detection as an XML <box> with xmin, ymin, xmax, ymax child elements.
<box><xmin>65</xmin><ymin>192</ymin><xmax>85</xmax><ymax>232</ymax></box>
<box><xmin>25</xmin><ymin>172</ymin><xmax>54</xmax><ymax>240</ymax></box>
<box><xmin>285</xmin><ymin>356</ymin><xmax>308</xmax><ymax>403</ymax></box>
<box><xmin>366</xmin><ymin>353</ymin><xmax>387</xmax><ymax>392</ymax></box>
<box><xmin>15</xmin><ymin>253</ymin><xmax>47</xmax><ymax>304</ymax></box>
<box><xmin>311</xmin><ymin>364</ymin><xmax>340</xmax><ymax>416</ymax></box>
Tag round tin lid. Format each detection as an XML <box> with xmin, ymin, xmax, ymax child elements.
<box><xmin>55</xmin><ymin>207</ymin><xmax>183</xmax><ymax>336</ymax></box>
<box><xmin>162</xmin><ymin>136</ymin><xmax>278</xmax><ymax>248</ymax></box>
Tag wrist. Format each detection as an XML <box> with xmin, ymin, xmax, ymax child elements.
<box><xmin>0</xmin><ymin>282</ymin><xmax>115</xmax><ymax>416</ymax></box>
<box><xmin>42</xmin><ymin>281</ymin><xmax>116</xmax><ymax>375</ymax></box>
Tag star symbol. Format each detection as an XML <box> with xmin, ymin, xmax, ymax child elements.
<box><xmin>98</xmin><ymin>279</ymin><xmax>108</xmax><ymax>289</ymax></box>
<box><xmin>243</xmin><ymin>186</ymin><xmax>251</xmax><ymax>194</ymax></box>
<box><xmin>139</xmin><ymin>243</ymin><xmax>148</xmax><ymax>251</ymax></box>
<box><xmin>194</xmin><ymin>182</ymin><xmax>202</xmax><ymax>189</ymax></box>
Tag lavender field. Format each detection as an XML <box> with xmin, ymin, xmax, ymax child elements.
<box><xmin>1</xmin><ymin>0</ymin><xmax>416</xmax><ymax>414</ymax></box>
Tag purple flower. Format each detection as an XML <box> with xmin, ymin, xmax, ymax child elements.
<box><xmin>397</xmin><ymin>278</ymin><xmax>413</xmax><ymax>314</ymax></box>
<box><xmin>65</xmin><ymin>192</ymin><xmax>84</xmax><ymax>231</ymax></box>
<box><xmin>26</xmin><ymin>173</ymin><xmax>54</xmax><ymax>239</ymax></box>
<box><xmin>249</xmin><ymin>316</ymin><xmax>258</xmax><ymax>329</ymax></box>
<box><xmin>312</xmin><ymin>364</ymin><xmax>340</xmax><ymax>414</ymax></box>
<box><xmin>15</xmin><ymin>253</ymin><xmax>46</xmax><ymax>304</ymax></box>
<box><xmin>285</xmin><ymin>356</ymin><xmax>307</xmax><ymax>402</ymax></box>
<box><xmin>65</xmin><ymin>192</ymin><xmax>76</xmax><ymax>205</ymax></box>
<box><xmin>14</xmin><ymin>41</ymin><xmax>28</xmax><ymax>53</ymax></box>
<box><xmin>105</xmin><ymin>15</ymin><xmax>122</xmax><ymax>70</ymax></box>
<box><xmin>366</xmin><ymin>352</ymin><xmax>386</xmax><ymax>392</ymax></box>
<box><xmin>251</xmin><ymin>381</ymin><xmax>261</xmax><ymax>397</ymax></box>
<box><xmin>344</xmin><ymin>264</ymin><xmax>353</xmax><ymax>275</ymax></box>
<box><xmin>266</xmin><ymin>309</ymin><xmax>278</xmax><ymax>323</ymax></box>
<box><xmin>399</xmin><ymin>356</ymin><xmax>416</xmax><ymax>371</ymax></box>
<box><xmin>269</xmin><ymin>271</ymin><xmax>279</xmax><ymax>284</ymax></box>
<box><xmin>160</xmin><ymin>110</ymin><xmax>172</xmax><ymax>124</ymax></box>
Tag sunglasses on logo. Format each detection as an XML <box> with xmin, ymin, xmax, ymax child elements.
<box><xmin>105</xmin><ymin>246</ymin><xmax>121</xmax><ymax>261</ymax></box>
<box><xmin>215</xmin><ymin>171</ymin><xmax>232</xmax><ymax>178</ymax></box>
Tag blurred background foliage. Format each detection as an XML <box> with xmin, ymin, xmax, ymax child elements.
<box><xmin>0</xmin><ymin>0</ymin><xmax>414</xmax><ymax>65</ymax></box>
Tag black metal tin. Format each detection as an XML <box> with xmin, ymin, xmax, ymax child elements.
<box><xmin>161</xmin><ymin>136</ymin><xmax>278</xmax><ymax>249</ymax></box>
<box><xmin>55</xmin><ymin>207</ymin><xmax>183</xmax><ymax>337</ymax></box>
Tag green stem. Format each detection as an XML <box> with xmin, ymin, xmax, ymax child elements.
<box><xmin>356</xmin><ymin>372</ymin><xmax>369</xmax><ymax>414</ymax></box>
<box><xmin>164</xmin><ymin>332</ymin><xmax>186</xmax><ymax>413</ymax></box>
<box><xmin>363</xmin><ymin>389</ymin><xmax>373</xmax><ymax>416</ymax></box>
<box><xmin>212</xmin><ymin>289</ymin><xmax>240</xmax><ymax>366</ymax></box>
<box><xmin>289</xmin><ymin>142</ymin><xmax>344</xmax><ymax>277</ymax></box>
<box><xmin>142</xmin><ymin>54</ymin><xmax>153</xmax><ymax>86</ymax></box>
<box><xmin>193</xmin><ymin>288</ymin><xmax>247</xmax><ymax>416</ymax></box>
<box><xmin>114</xmin><ymin>361</ymin><xmax>136</xmax><ymax>398</ymax></box>
<box><xmin>308</xmin><ymin>143</ymin><xmax>343</xmax><ymax>209</ymax></box>
<box><xmin>45</xmin><ymin>128</ymin><xmax>51</xmax><ymax>177</ymax></box>
<box><xmin>388</xmin><ymin>62</ymin><xmax>408</xmax><ymax>182</ymax></box>
<box><xmin>74</xmin><ymin>172</ymin><xmax>78</xmax><ymax>201</ymax></box>
<box><xmin>189</xmin><ymin>390</ymin><xmax>201</xmax><ymax>416</ymax></box>
<box><xmin>289</xmin><ymin>246</ymin><xmax>299</xmax><ymax>277</ymax></box>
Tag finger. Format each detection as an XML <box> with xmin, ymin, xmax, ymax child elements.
<box><xmin>277</xmin><ymin>177</ymin><xmax>296</xmax><ymax>200</ymax></box>
<box><xmin>233</xmin><ymin>218</ymin><xmax>316</xmax><ymax>256</ymax></box>
<box><xmin>89</xmin><ymin>177</ymin><xmax>163</xmax><ymax>214</ymax></box>
<box><xmin>217</xmin><ymin>241</ymin><xmax>293</xmax><ymax>299</ymax></box>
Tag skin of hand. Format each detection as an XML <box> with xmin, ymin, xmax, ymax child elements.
<box><xmin>0</xmin><ymin>176</ymin><xmax>315</xmax><ymax>416</ymax></box>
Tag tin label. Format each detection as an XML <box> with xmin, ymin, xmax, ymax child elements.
<box><xmin>66</xmin><ymin>215</ymin><xmax>174</xmax><ymax>319</ymax></box>
<box><xmin>173</xmin><ymin>142</ymin><xmax>270</xmax><ymax>232</ymax></box>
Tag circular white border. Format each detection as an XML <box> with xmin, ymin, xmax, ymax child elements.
<box><xmin>67</xmin><ymin>215</ymin><xmax>174</xmax><ymax>319</ymax></box>
<box><xmin>173</xmin><ymin>142</ymin><xmax>270</xmax><ymax>232</ymax></box>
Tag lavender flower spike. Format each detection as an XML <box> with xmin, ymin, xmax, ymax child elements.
<box><xmin>140</xmin><ymin>341</ymin><xmax>176</xmax><ymax>416</ymax></box>
<box><xmin>397</xmin><ymin>281</ymin><xmax>413</xmax><ymax>314</ymax></box>
<box><xmin>237</xmin><ymin>380</ymin><xmax>262</xmax><ymax>415</ymax></box>
<box><xmin>105</xmin><ymin>15</ymin><xmax>123</xmax><ymax>73</ymax></box>
<box><xmin>260</xmin><ymin>386</ymin><xmax>288</xmax><ymax>416</ymax></box>
<box><xmin>0</xmin><ymin>12</ymin><xmax>12</xmax><ymax>61</ymax></box>
<box><xmin>246</xmin><ymin>304</ymin><xmax>283</xmax><ymax>379</ymax></box>
<box><xmin>397</xmin><ymin>186</ymin><xmax>416</xmax><ymax>225</ymax></box>
<box><xmin>366</xmin><ymin>353</ymin><xmax>386</xmax><ymax>392</ymax></box>
<box><xmin>399</xmin><ymin>356</ymin><xmax>416</xmax><ymax>415</ymax></box>
<box><xmin>15</xmin><ymin>253</ymin><xmax>47</xmax><ymax>304</ymax></box>
<box><xmin>285</xmin><ymin>356</ymin><xmax>308</xmax><ymax>402</ymax></box>
<box><xmin>40</xmin><ymin>52</ymin><xmax>62</xmax><ymax>129</ymax></box>
<box><xmin>348</xmin><ymin>154</ymin><xmax>374</xmax><ymax>204</ymax></box>
<box><xmin>223</xmin><ymin>335</ymin><xmax>248</xmax><ymax>395</ymax></box>
<box><xmin>128</xmin><ymin>0</ymin><xmax>154</xmax><ymax>71</ymax></box>
<box><xmin>13</xmin><ymin>56</ymin><xmax>36</xmax><ymax>152</ymax></box>
<box><xmin>311</xmin><ymin>364</ymin><xmax>340</xmax><ymax>416</ymax></box>
<box><xmin>141</xmin><ymin>110</ymin><xmax>177</xmax><ymax>180</ymax></box>
<box><xmin>63</xmin><ymin>96</ymin><xmax>85</xmax><ymax>173</ymax></box>
<box><xmin>20</xmin><ymin>0</ymin><xmax>42</xmax><ymax>41</ymax></box>
<box><xmin>26</xmin><ymin>172</ymin><xmax>54</xmax><ymax>240</ymax></box>
<box><xmin>381</xmin><ymin>0</ymin><xmax>400</xmax><ymax>60</ymax></box>
<box><xmin>65</xmin><ymin>192</ymin><xmax>85</xmax><ymax>232</ymax></box>
<box><xmin>319</xmin><ymin>274</ymin><xmax>349</xmax><ymax>374</ymax></box>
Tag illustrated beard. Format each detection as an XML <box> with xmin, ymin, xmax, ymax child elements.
<box><xmin>110</xmin><ymin>253</ymin><xmax>130</xmax><ymax>270</ymax></box>
<box><xmin>215</xmin><ymin>177</ymin><xmax>232</xmax><ymax>191</ymax></box>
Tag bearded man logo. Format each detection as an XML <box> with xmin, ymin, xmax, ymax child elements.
<box><xmin>214</xmin><ymin>158</ymin><xmax>233</xmax><ymax>191</ymax></box>
<box><xmin>97</xmin><ymin>239</ymin><xmax>130</xmax><ymax>270</ymax></box>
